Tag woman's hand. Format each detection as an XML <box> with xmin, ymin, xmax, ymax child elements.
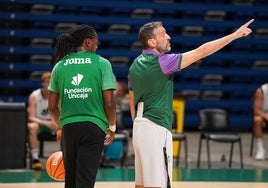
<box><xmin>104</xmin><ymin>130</ymin><xmax>115</xmax><ymax>146</ymax></box>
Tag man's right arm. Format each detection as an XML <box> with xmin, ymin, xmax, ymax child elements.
<box><xmin>180</xmin><ymin>19</ymin><xmax>254</xmax><ymax>69</ymax></box>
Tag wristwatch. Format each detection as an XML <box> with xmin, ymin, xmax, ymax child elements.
<box><xmin>108</xmin><ymin>124</ymin><xmax>116</xmax><ymax>132</ymax></box>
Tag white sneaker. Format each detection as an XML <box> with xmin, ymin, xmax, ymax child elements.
<box><xmin>255</xmin><ymin>149</ymin><xmax>266</xmax><ymax>160</ymax></box>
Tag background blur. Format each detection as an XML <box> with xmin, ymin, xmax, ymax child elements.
<box><xmin>1</xmin><ymin>0</ymin><xmax>267</xmax><ymax>131</ymax></box>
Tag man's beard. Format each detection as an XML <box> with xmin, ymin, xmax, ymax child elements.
<box><xmin>157</xmin><ymin>44</ymin><xmax>171</xmax><ymax>53</ymax></box>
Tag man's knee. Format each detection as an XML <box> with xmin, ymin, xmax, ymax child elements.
<box><xmin>254</xmin><ymin>116</ymin><xmax>263</xmax><ymax>126</ymax></box>
<box><xmin>28</xmin><ymin>122</ymin><xmax>40</xmax><ymax>133</ymax></box>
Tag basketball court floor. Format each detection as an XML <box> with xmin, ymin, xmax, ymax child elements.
<box><xmin>1</xmin><ymin>132</ymin><xmax>268</xmax><ymax>187</ymax></box>
<box><xmin>1</xmin><ymin>168</ymin><xmax>268</xmax><ymax>188</ymax></box>
<box><xmin>2</xmin><ymin>182</ymin><xmax>267</xmax><ymax>188</ymax></box>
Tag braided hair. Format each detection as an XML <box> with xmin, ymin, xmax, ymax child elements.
<box><xmin>54</xmin><ymin>24</ymin><xmax>97</xmax><ymax>62</ymax></box>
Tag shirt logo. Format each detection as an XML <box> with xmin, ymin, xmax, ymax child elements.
<box><xmin>71</xmin><ymin>73</ymin><xmax>83</xmax><ymax>86</ymax></box>
<box><xmin>41</xmin><ymin>108</ymin><xmax>48</xmax><ymax>116</ymax></box>
<box><xmin>64</xmin><ymin>57</ymin><xmax>92</xmax><ymax>66</ymax></box>
<box><xmin>65</xmin><ymin>73</ymin><xmax>92</xmax><ymax>99</ymax></box>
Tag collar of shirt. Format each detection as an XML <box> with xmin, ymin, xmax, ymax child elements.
<box><xmin>142</xmin><ymin>49</ymin><xmax>159</xmax><ymax>56</ymax></box>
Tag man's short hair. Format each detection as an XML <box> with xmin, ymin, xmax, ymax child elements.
<box><xmin>41</xmin><ymin>72</ymin><xmax>51</xmax><ymax>82</ymax></box>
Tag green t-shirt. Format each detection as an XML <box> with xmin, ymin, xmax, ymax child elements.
<box><xmin>129</xmin><ymin>53</ymin><xmax>174</xmax><ymax>131</ymax></box>
<box><xmin>48</xmin><ymin>51</ymin><xmax>116</xmax><ymax>133</ymax></box>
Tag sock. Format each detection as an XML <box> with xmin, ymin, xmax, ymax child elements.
<box><xmin>31</xmin><ymin>149</ymin><xmax>39</xmax><ymax>160</ymax></box>
<box><xmin>256</xmin><ymin>138</ymin><xmax>265</xmax><ymax>151</ymax></box>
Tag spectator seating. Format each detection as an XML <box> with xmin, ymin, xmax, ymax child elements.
<box><xmin>0</xmin><ymin>0</ymin><xmax>267</xmax><ymax>130</ymax></box>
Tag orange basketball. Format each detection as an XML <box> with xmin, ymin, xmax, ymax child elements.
<box><xmin>46</xmin><ymin>151</ymin><xmax>65</xmax><ymax>181</ymax></box>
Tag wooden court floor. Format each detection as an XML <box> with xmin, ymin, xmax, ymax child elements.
<box><xmin>1</xmin><ymin>168</ymin><xmax>268</xmax><ymax>188</ymax></box>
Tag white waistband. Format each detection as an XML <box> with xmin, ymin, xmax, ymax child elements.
<box><xmin>136</xmin><ymin>102</ymin><xmax>144</xmax><ymax>118</ymax></box>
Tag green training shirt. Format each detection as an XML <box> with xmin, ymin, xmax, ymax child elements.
<box><xmin>129</xmin><ymin>53</ymin><xmax>175</xmax><ymax>131</ymax></box>
<box><xmin>48</xmin><ymin>51</ymin><xmax>116</xmax><ymax>133</ymax></box>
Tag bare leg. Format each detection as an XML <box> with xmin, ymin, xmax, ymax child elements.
<box><xmin>28</xmin><ymin>122</ymin><xmax>42</xmax><ymax>169</ymax></box>
<box><xmin>28</xmin><ymin>122</ymin><xmax>40</xmax><ymax>150</ymax></box>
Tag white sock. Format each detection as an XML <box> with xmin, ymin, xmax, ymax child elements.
<box><xmin>31</xmin><ymin>149</ymin><xmax>39</xmax><ymax>160</ymax></box>
<box><xmin>256</xmin><ymin>138</ymin><xmax>265</xmax><ymax>152</ymax></box>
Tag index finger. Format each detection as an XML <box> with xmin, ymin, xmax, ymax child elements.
<box><xmin>244</xmin><ymin>19</ymin><xmax>254</xmax><ymax>27</ymax></box>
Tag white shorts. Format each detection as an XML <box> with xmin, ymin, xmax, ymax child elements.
<box><xmin>132</xmin><ymin>117</ymin><xmax>173</xmax><ymax>188</ymax></box>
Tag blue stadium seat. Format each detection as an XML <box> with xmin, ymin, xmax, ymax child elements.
<box><xmin>0</xmin><ymin>0</ymin><xmax>267</xmax><ymax>130</ymax></box>
<box><xmin>32</xmin><ymin>21</ymin><xmax>54</xmax><ymax>30</ymax></box>
<box><xmin>30</xmin><ymin>4</ymin><xmax>54</xmax><ymax>15</ymax></box>
<box><xmin>255</xmin><ymin>0</ymin><xmax>268</xmax><ymax>5</ymax></box>
<box><xmin>154</xmin><ymin>9</ymin><xmax>177</xmax><ymax>18</ymax></box>
<box><xmin>56</xmin><ymin>5</ymin><xmax>77</xmax><ymax>14</ymax></box>
<box><xmin>232</xmin><ymin>59</ymin><xmax>252</xmax><ymax>68</ymax></box>
<box><xmin>78</xmin><ymin>6</ymin><xmax>103</xmax><ymax>16</ymax></box>
<box><xmin>30</xmin><ymin>54</ymin><xmax>53</xmax><ymax>64</ymax></box>
<box><xmin>110</xmin><ymin>7</ymin><xmax>131</xmax><ymax>17</ymax></box>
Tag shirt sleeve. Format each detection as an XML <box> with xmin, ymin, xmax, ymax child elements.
<box><xmin>48</xmin><ymin>63</ymin><xmax>59</xmax><ymax>93</ymax></box>
<box><xmin>100</xmin><ymin>57</ymin><xmax>117</xmax><ymax>90</ymax></box>
<box><xmin>159</xmin><ymin>53</ymin><xmax>182</xmax><ymax>75</ymax></box>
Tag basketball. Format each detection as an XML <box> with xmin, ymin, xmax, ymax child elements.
<box><xmin>46</xmin><ymin>151</ymin><xmax>65</xmax><ymax>181</ymax></box>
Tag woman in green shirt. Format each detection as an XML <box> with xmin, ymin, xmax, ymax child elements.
<box><xmin>48</xmin><ymin>24</ymin><xmax>117</xmax><ymax>188</ymax></box>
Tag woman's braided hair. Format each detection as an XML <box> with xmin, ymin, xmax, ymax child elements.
<box><xmin>54</xmin><ymin>24</ymin><xmax>96</xmax><ymax>62</ymax></box>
